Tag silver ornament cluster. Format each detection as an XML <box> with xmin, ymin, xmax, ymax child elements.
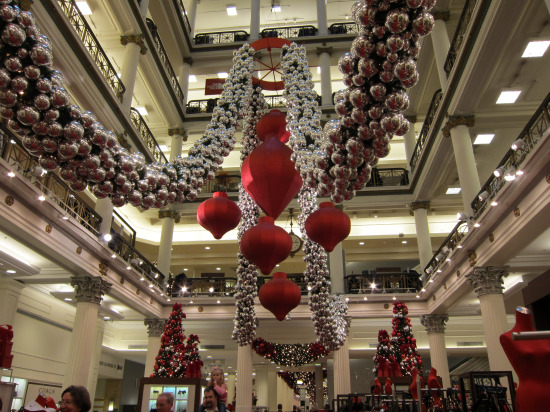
<box><xmin>0</xmin><ymin>1</ymin><xmax>255</xmax><ymax>209</ymax></box>
<box><xmin>280</xmin><ymin>43</ymin><xmax>328</xmax><ymax>192</ymax></box>
<box><xmin>320</xmin><ymin>0</ymin><xmax>436</xmax><ymax>203</ymax></box>
<box><xmin>232</xmin><ymin>86</ymin><xmax>267</xmax><ymax>346</ymax></box>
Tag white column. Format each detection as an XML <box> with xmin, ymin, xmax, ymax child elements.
<box><xmin>120</xmin><ymin>36</ymin><xmax>146</xmax><ymax>114</ymax></box>
<box><xmin>157</xmin><ymin>210</ymin><xmax>178</xmax><ymax>277</ymax></box>
<box><xmin>317</xmin><ymin>46</ymin><xmax>333</xmax><ymax>106</ymax></box>
<box><xmin>87</xmin><ymin>318</ymin><xmax>106</xmax><ymax>401</ymax></box>
<box><xmin>63</xmin><ymin>276</ymin><xmax>112</xmax><ymax>389</ymax></box>
<box><xmin>187</xmin><ymin>0</ymin><xmax>199</xmax><ymax>40</ymax></box>
<box><xmin>316</xmin><ymin>0</ymin><xmax>328</xmax><ymax>36</ymax></box>
<box><xmin>332</xmin><ymin>338</ymin><xmax>350</xmax><ymax>397</ymax></box>
<box><xmin>144</xmin><ymin>318</ymin><xmax>166</xmax><ymax>376</ymax></box>
<box><xmin>236</xmin><ymin>345</ymin><xmax>253</xmax><ymax>412</ymax></box>
<box><xmin>277</xmin><ymin>373</ymin><xmax>295</xmax><ymax>412</ymax></box>
<box><xmin>169</xmin><ymin>128</ymin><xmax>187</xmax><ymax>161</ymax></box>
<box><xmin>410</xmin><ymin>202</ymin><xmax>433</xmax><ymax>271</ymax></box>
<box><xmin>430</xmin><ymin>18</ymin><xmax>450</xmax><ymax>89</ymax></box>
<box><xmin>466</xmin><ymin>267</ymin><xmax>514</xmax><ymax>373</ymax></box>
<box><xmin>227</xmin><ymin>372</ymin><xmax>237</xmax><ymax>408</ymax></box>
<box><xmin>95</xmin><ymin>198</ymin><xmax>114</xmax><ymax>242</ymax></box>
<box><xmin>139</xmin><ymin>0</ymin><xmax>150</xmax><ymax>16</ymax></box>
<box><xmin>328</xmin><ymin>243</ymin><xmax>345</xmax><ymax>294</ymax></box>
<box><xmin>0</xmin><ymin>278</ymin><xmax>25</xmax><ymax>325</ymax></box>
<box><xmin>420</xmin><ymin>314</ymin><xmax>450</xmax><ymax>388</ymax></box>
<box><xmin>178</xmin><ymin>59</ymin><xmax>192</xmax><ymax>108</ymax></box>
<box><xmin>403</xmin><ymin>120</ymin><xmax>416</xmax><ymax>171</ymax></box>
<box><xmin>444</xmin><ymin>117</ymin><xmax>480</xmax><ymax>215</ymax></box>
<box><xmin>255</xmin><ymin>365</ymin><xmax>269</xmax><ymax>407</ymax></box>
<box><xmin>250</xmin><ymin>0</ymin><xmax>261</xmax><ymax>42</ymax></box>
<box><xmin>267</xmin><ymin>369</ymin><xmax>278</xmax><ymax>412</ymax></box>
<box><xmin>314</xmin><ymin>365</ymin><xmax>324</xmax><ymax>409</ymax></box>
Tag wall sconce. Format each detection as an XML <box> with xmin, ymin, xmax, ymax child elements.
<box><xmin>504</xmin><ymin>166</ymin><xmax>517</xmax><ymax>181</ymax></box>
<box><xmin>511</xmin><ymin>138</ymin><xmax>525</xmax><ymax>151</ymax></box>
<box><xmin>478</xmin><ymin>190</ymin><xmax>490</xmax><ymax>201</ymax></box>
<box><xmin>493</xmin><ymin>166</ymin><xmax>506</xmax><ymax>177</ymax></box>
<box><xmin>99</xmin><ymin>233</ymin><xmax>112</xmax><ymax>242</ymax></box>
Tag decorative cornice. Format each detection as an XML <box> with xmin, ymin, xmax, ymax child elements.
<box><xmin>71</xmin><ymin>276</ymin><xmax>112</xmax><ymax>304</ymax></box>
<box><xmin>432</xmin><ymin>11</ymin><xmax>451</xmax><ymax>21</ymax></box>
<box><xmin>158</xmin><ymin>209</ymin><xmax>180</xmax><ymax>222</ymax></box>
<box><xmin>420</xmin><ymin>314</ymin><xmax>449</xmax><ymax>334</ymax></box>
<box><xmin>183</xmin><ymin>57</ymin><xmax>194</xmax><ymax>65</ymax></box>
<box><xmin>144</xmin><ymin>318</ymin><xmax>166</xmax><ymax>337</ymax></box>
<box><xmin>120</xmin><ymin>34</ymin><xmax>147</xmax><ymax>55</ymax></box>
<box><xmin>465</xmin><ymin>266</ymin><xmax>508</xmax><ymax>298</ymax></box>
<box><xmin>316</xmin><ymin>46</ymin><xmax>333</xmax><ymax>56</ymax></box>
<box><xmin>409</xmin><ymin>200</ymin><xmax>430</xmax><ymax>215</ymax></box>
<box><xmin>442</xmin><ymin>115</ymin><xmax>475</xmax><ymax>137</ymax></box>
<box><xmin>168</xmin><ymin>128</ymin><xmax>188</xmax><ymax>141</ymax></box>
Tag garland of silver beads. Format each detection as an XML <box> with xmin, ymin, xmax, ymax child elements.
<box><xmin>232</xmin><ymin>85</ymin><xmax>267</xmax><ymax>345</ymax></box>
<box><xmin>0</xmin><ymin>1</ymin><xmax>255</xmax><ymax>210</ymax></box>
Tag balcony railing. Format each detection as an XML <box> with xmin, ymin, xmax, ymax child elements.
<box><xmin>328</xmin><ymin>22</ymin><xmax>360</xmax><ymax>36</ymax></box>
<box><xmin>130</xmin><ymin>108</ymin><xmax>168</xmax><ymax>164</ymax></box>
<box><xmin>261</xmin><ymin>25</ymin><xmax>318</xmax><ymax>39</ymax></box>
<box><xmin>57</xmin><ymin>0</ymin><xmax>125</xmax><ymax>101</ymax></box>
<box><xmin>194</xmin><ymin>31</ymin><xmax>250</xmax><ymax>45</ymax></box>
<box><xmin>345</xmin><ymin>271</ymin><xmax>422</xmax><ymax>294</ymax></box>
<box><xmin>146</xmin><ymin>18</ymin><xmax>185</xmax><ymax>105</ymax></box>
<box><xmin>444</xmin><ymin>0</ymin><xmax>477</xmax><ymax>76</ymax></box>
<box><xmin>174</xmin><ymin>0</ymin><xmax>192</xmax><ymax>35</ymax></box>
<box><xmin>0</xmin><ymin>125</ymin><xmax>102</xmax><ymax>234</ymax></box>
<box><xmin>186</xmin><ymin>95</ymin><xmax>289</xmax><ymax>114</ymax></box>
<box><xmin>409</xmin><ymin>89</ymin><xmax>442</xmax><ymax>171</ymax></box>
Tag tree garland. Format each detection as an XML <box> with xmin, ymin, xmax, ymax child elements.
<box><xmin>251</xmin><ymin>337</ymin><xmax>328</xmax><ymax>366</ymax></box>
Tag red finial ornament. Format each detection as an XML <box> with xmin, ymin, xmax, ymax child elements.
<box><xmin>258</xmin><ymin>272</ymin><xmax>302</xmax><ymax>321</ymax></box>
<box><xmin>197</xmin><ymin>192</ymin><xmax>241</xmax><ymax>239</ymax></box>
<box><xmin>305</xmin><ymin>202</ymin><xmax>351</xmax><ymax>252</ymax></box>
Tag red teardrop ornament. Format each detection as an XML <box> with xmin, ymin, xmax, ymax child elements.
<box><xmin>305</xmin><ymin>202</ymin><xmax>351</xmax><ymax>252</ymax></box>
<box><xmin>196</xmin><ymin>192</ymin><xmax>241</xmax><ymax>239</ymax></box>
<box><xmin>240</xmin><ymin>216</ymin><xmax>292</xmax><ymax>275</ymax></box>
<box><xmin>256</xmin><ymin>109</ymin><xmax>289</xmax><ymax>143</ymax></box>
<box><xmin>259</xmin><ymin>272</ymin><xmax>301</xmax><ymax>321</ymax></box>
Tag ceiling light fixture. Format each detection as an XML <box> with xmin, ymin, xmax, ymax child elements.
<box><xmin>38</xmin><ymin>195</ymin><xmax>46</xmax><ymax>201</ymax></box>
<box><xmin>135</xmin><ymin>106</ymin><xmax>148</xmax><ymax>115</ymax></box>
<box><xmin>189</xmin><ymin>74</ymin><xmax>197</xmax><ymax>82</ymax></box>
<box><xmin>496</xmin><ymin>90</ymin><xmax>521</xmax><ymax>104</ymax></box>
<box><xmin>7</xmin><ymin>171</ymin><xmax>15</xmax><ymax>177</ymax></box>
<box><xmin>504</xmin><ymin>167</ymin><xmax>517</xmax><ymax>181</ymax></box>
<box><xmin>473</xmin><ymin>133</ymin><xmax>495</xmax><ymax>145</ymax></box>
<box><xmin>478</xmin><ymin>191</ymin><xmax>489</xmax><ymax>201</ymax></box>
<box><xmin>493</xmin><ymin>166</ymin><xmax>506</xmax><ymax>177</ymax></box>
<box><xmin>271</xmin><ymin>0</ymin><xmax>281</xmax><ymax>12</ymax></box>
<box><xmin>217</xmin><ymin>72</ymin><xmax>229</xmax><ymax>79</ymax></box>
<box><xmin>522</xmin><ymin>40</ymin><xmax>550</xmax><ymax>58</ymax></box>
<box><xmin>446</xmin><ymin>187</ymin><xmax>461</xmax><ymax>195</ymax></box>
<box><xmin>226</xmin><ymin>5</ymin><xmax>237</xmax><ymax>15</ymax></box>
<box><xmin>76</xmin><ymin>1</ymin><xmax>92</xmax><ymax>15</ymax></box>
<box><xmin>511</xmin><ymin>139</ymin><xmax>525</xmax><ymax>151</ymax></box>
<box><xmin>6</xmin><ymin>269</ymin><xmax>16</xmax><ymax>274</ymax></box>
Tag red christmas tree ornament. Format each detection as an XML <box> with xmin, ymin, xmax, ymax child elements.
<box><xmin>241</xmin><ymin>111</ymin><xmax>303</xmax><ymax>220</ymax></box>
<box><xmin>304</xmin><ymin>202</ymin><xmax>351</xmax><ymax>252</ymax></box>
<box><xmin>256</xmin><ymin>109</ymin><xmax>290</xmax><ymax>143</ymax></box>
<box><xmin>258</xmin><ymin>272</ymin><xmax>301</xmax><ymax>321</ymax></box>
<box><xmin>197</xmin><ymin>192</ymin><xmax>241</xmax><ymax>239</ymax></box>
<box><xmin>240</xmin><ymin>216</ymin><xmax>292</xmax><ymax>275</ymax></box>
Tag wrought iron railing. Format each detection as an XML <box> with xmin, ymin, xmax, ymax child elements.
<box><xmin>174</xmin><ymin>0</ymin><xmax>192</xmax><ymax>35</ymax></box>
<box><xmin>186</xmin><ymin>95</ymin><xmax>288</xmax><ymax>114</ymax></box>
<box><xmin>367</xmin><ymin>168</ymin><xmax>409</xmax><ymax>187</ymax></box>
<box><xmin>57</xmin><ymin>0</ymin><xmax>125</xmax><ymax>101</ymax></box>
<box><xmin>129</xmin><ymin>108</ymin><xmax>168</xmax><ymax>164</ymax></box>
<box><xmin>345</xmin><ymin>271</ymin><xmax>422</xmax><ymax>294</ymax></box>
<box><xmin>409</xmin><ymin>89</ymin><xmax>443</xmax><ymax>171</ymax></box>
<box><xmin>145</xmin><ymin>18</ymin><xmax>185</xmax><ymax>105</ymax></box>
<box><xmin>328</xmin><ymin>22</ymin><xmax>360</xmax><ymax>35</ymax></box>
<box><xmin>261</xmin><ymin>25</ymin><xmax>318</xmax><ymax>39</ymax></box>
<box><xmin>111</xmin><ymin>209</ymin><xmax>137</xmax><ymax>247</ymax></box>
<box><xmin>443</xmin><ymin>0</ymin><xmax>477</xmax><ymax>75</ymax></box>
<box><xmin>471</xmin><ymin>92</ymin><xmax>550</xmax><ymax>218</ymax></box>
<box><xmin>0</xmin><ymin>126</ymin><xmax>102</xmax><ymax>234</ymax></box>
<box><xmin>194</xmin><ymin>30</ymin><xmax>249</xmax><ymax>45</ymax></box>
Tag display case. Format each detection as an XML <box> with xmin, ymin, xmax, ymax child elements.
<box><xmin>137</xmin><ymin>378</ymin><xmax>204</xmax><ymax>412</ymax></box>
<box><xmin>458</xmin><ymin>371</ymin><xmax>515</xmax><ymax>412</ymax></box>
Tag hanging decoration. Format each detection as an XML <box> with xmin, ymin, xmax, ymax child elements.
<box><xmin>197</xmin><ymin>192</ymin><xmax>241</xmax><ymax>239</ymax></box>
<box><xmin>252</xmin><ymin>337</ymin><xmax>328</xmax><ymax>366</ymax></box>
<box><xmin>304</xmin><ymin>201</ymin><xmax>351</xmax><ymax>252</ymax></box>
<box><xmin>258</xmin><ymin>272</ymin><xmax>301</xmax><ymax>320</ymax></box>
<box><xmin>240</xmin><ymin>217</ymin><xmax>292</xmax><ymax>275</ymax></box>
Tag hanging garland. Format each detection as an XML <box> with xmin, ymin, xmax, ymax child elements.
<box><xmin>277</xmin><ymin>371</ymin><xmax>324</xmax><ymax>404</ymax></box>
<box><xmin>252</xmin><ymin>337</ymin><xmax>328</xmax><ymax>366</ymax></box>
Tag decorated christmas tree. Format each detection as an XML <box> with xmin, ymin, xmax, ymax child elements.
<box><xmin>152</xmin><ymin>302</ymin><xmax>188</xmax><ymax>377</ymax></box>
<box><xmin>391</xmin><ymin>301</ymin><xmax>422</xmax><ymax>376</ymax></box>
<box><xmin>373</xmin><ymin>329</ymin><xmax>392</xmax><ymax>376</ymax></box>
<box><xmin>185</xmin><ymin>333</ymin><xmax>203</xmax><ymax>378</ymax></box>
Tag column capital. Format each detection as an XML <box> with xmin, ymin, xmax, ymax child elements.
<box><xmin>120</xmin><ymin>34</ymin><xmax>148</xmax><ymax>55</ymax></box>
<box><xmin>71</xmin><ymin>276</ymin><xmax>112</xmax><ymax>304</ymax></box>
<box><xmin>316</xmin><ymin>45</ymin><xmax>333</xmax><ymax>56</ymax></box>
<box><xmin>409</xmin><ymin>200</ymin><xmax>430</xmax><ymax>215</ymax></box>
<box><xmin>465</xmin><ymin>266</ymin><xmax>508</xmax><ymax>297</ymax></box>
<box><xmin>432</xmin><ymin>10</ymin><xmax>451</xmax><ymax>21</ymax></box>
<box><xmin>158</xmin><ymin>209</ymin><xmax>180</xmax><ymax>222</ymax></box>
<box><xmin>144</xmin><ymin>318</ymin><xmax>166</xmax><ymax>337</ymax></box>
<box><xmin>168</xmin><ymin>128</ymin><xmax>188</xmax><ymax>141</ymax></box>
<box><xmin>442</xmin><ymin>115</ymin><xmax>475</xmax><ymax>137</ymax></box>
<box><xmin>420</xmin><ymin>314</ymin><xmax>449</xmax><ymax>334</ymax></box>
<box><xmin>183</xmin><ymin>57</ymin><xmax>194</xmax><ymax>65</ymax></box>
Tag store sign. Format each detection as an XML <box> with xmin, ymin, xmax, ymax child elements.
<box><xmin>205</xmin><ymin>79</ymin><xmax>225</xmax><ymax>95</ymax></box>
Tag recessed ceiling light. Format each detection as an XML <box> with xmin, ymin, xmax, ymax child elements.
<box><xmin>474</xmin><ymin>133</ymin><xmax>495</xmax><ymax>145</ymax></box>
<box><xmin>363</xmin><ymin>297</ymin><xmax>367</xmax><ymax>301</ymax></box>
<box><xmin>189</xmin><ymin>74</ymin><xmax>197</xmax><ymax>82</ymax></box>
<box><xmin>216</xmin><ymin>267</ymin><xmax>221</xmax><ymax>271</ymax></box>
<box><xmin>317</xmin><ymin>67</ymin><xmax>321</xmax><ymax>74</ymax></box>
<box><xmin>217</xmin><ymin>72</ymin><xmax>229</xmax><ymax>79</ymax></box>
<box><xmin>184</xmin><ymin>268</ymin><xmax>188</xmax><ymax>271</ymax></box>
<box><xmin>135</xmin><ymin>106</ymin><xmax>148</xmax><ymax>115</ymax></box>
<box><xmin>276</xmin><ymin>264</ymin><xmax>280</xmax><ymax>267</ymax></box>
<box><xmin>6</xmin><ymin>269</ymin><xmax>16</xmax><ymax>274</ymax></box>
<box><xmin>159</xmin><ymin>145</ymin><xmax>168</xmax><ymax>152</ymax></box>
<box><xmin>76</xmin><ymin>1</ymin><xmax>92</xmax><ymax>15</ymax></box>
<box><xmin>522</xmin><ymin>40</ymin><xmax>550</xmax><ymax>58</ymax></box>
<box><xmin>7</xmin><ymin>171</ymin><xmax>15</xmax><ymax>177</ymax></box>
<box><xmin>496</xmin><ymin>91</ymin><xmax>521</xmax><ymax>104</ymax></box>
<box><xmin>401</xmin><ymin>240</ymin><xmax>407</xmax><ymax>244</ymax></box>
<box><xmin>64</xmin><ymin>298</ymin><xmax>72</xmax><ymax>302</ymax></box>
<box><xmin>38</xmin><ymin>195</ymin><xmax>46</xmax><ymax>201</ymax></box>
<box><xmin>226</xmin><ymin>5</ymin><xmax>237</xmax><ymax>15</ymax></box>
<box><xmin>205</xmin><ymin>246</ymin><xmax>210</xmax><ymax>250</ymax></box>
<box><xmin>359</xmin><ymin>242</ymin><xmax>364</xmax><ymax>245</ymax></box>
<box><xmin>446</xmin><ymin>187</ymin><xmax>461</xmax><ymax>195</ymax></box>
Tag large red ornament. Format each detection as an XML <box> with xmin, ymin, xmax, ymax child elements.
<box><xmin>256</xmin><ymin>109</ymin><xmax>290</xmax><ymax>143</ymax></box>
<box><xmin>197</xmin><ymin>192</ymin><xmax>241</xmax><ymax>239</ymax></box>
<box><xmin>241</xmin><ymin>111</ymin><xmax>302</xmax><ymax>220</ymax></box>
<box><xmin>304</xmin><ymin>202</ymin><xmax>351</xmax><ymax>252</ymax></box>
<box><xmin>240</xmin><ymin>216</ymin><xmax>292</xmax><ymax>275</ymax></box>
<box><xmin>258</xmin><ymin>272</ymin><xmax>301</xmax><ymax>321</ymax></box>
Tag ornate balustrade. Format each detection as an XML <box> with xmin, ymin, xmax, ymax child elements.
<box><xmin>443</xmin><ymin>0</ymin><xmax>478</xmax><ymax>75</ymax></box>
<box><xmin>409</xmin><ymin>89</ymin><xmax>442</xmax><ymax>171</ymax></box>
<box><xmin>345</xmin><ymin>271</ymin><xmax>422</xmax><ymax>294</ymax></box>
<box><xmin>328</xmin><ymin>22</ymin><xmax>360</xmax><ymax>35</ymax></box>
<box><xmin>186</xmin><ymin>95</ymin><xmax>288</xmax><ymax>114</ymax></box>
<box><xmin>260</xmin><ymin>25</ymin><xmax>318</xmax><ymax>39</ymax></box>
<box><xmin>129</xmin><ymin>108</ymin><xmax>168</xmax><ymax>164</ymax></box>
<box><xmin>194</xmin><ymin>30</ymin><xmax>250</xmax><ymax>45</ymax></box>
<box><xmin>174</xmin><ymin>0</ymin><xmax>192</xmax><ymax>35</ymax></box>
<box><xmin>57</xmin><ymin>0</ymin><xmax>125</xmax><ymax>101</ymax></box>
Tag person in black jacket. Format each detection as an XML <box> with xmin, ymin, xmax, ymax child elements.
<box><xmin>197</xmin><ymin>387</ymin><xmax>226</xmax><ymax>412</ymax></box>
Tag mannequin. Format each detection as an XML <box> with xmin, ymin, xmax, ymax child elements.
<box><xmin>500</xmin><ymin>306</ymin><xmax>550</xmax><ymax>412</ymax></box>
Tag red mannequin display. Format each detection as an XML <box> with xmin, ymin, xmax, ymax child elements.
<box><xmin>500</xmin><ymin>306</ymin><xmax>550</xmax><ymax>412</ymax></box>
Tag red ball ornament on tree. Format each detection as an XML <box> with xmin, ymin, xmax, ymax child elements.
<box><xmin>240</xmin><ymin>216</ymin><xmax>292</xmax><ymax>275</ymax></box>
<box><xmin>197</xmin><ymin>192</ymin><xmax>241</xmax><ymax>239</ymax></box>
<box><xmin>258</xmin><ymin>272</ymin><xmax>301</xmax><ymax>321</ymax></box>
<box><xmin>304</xmin><ymin>202</ymin><xmax>351</xmax><ymax>252</ymax></box>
